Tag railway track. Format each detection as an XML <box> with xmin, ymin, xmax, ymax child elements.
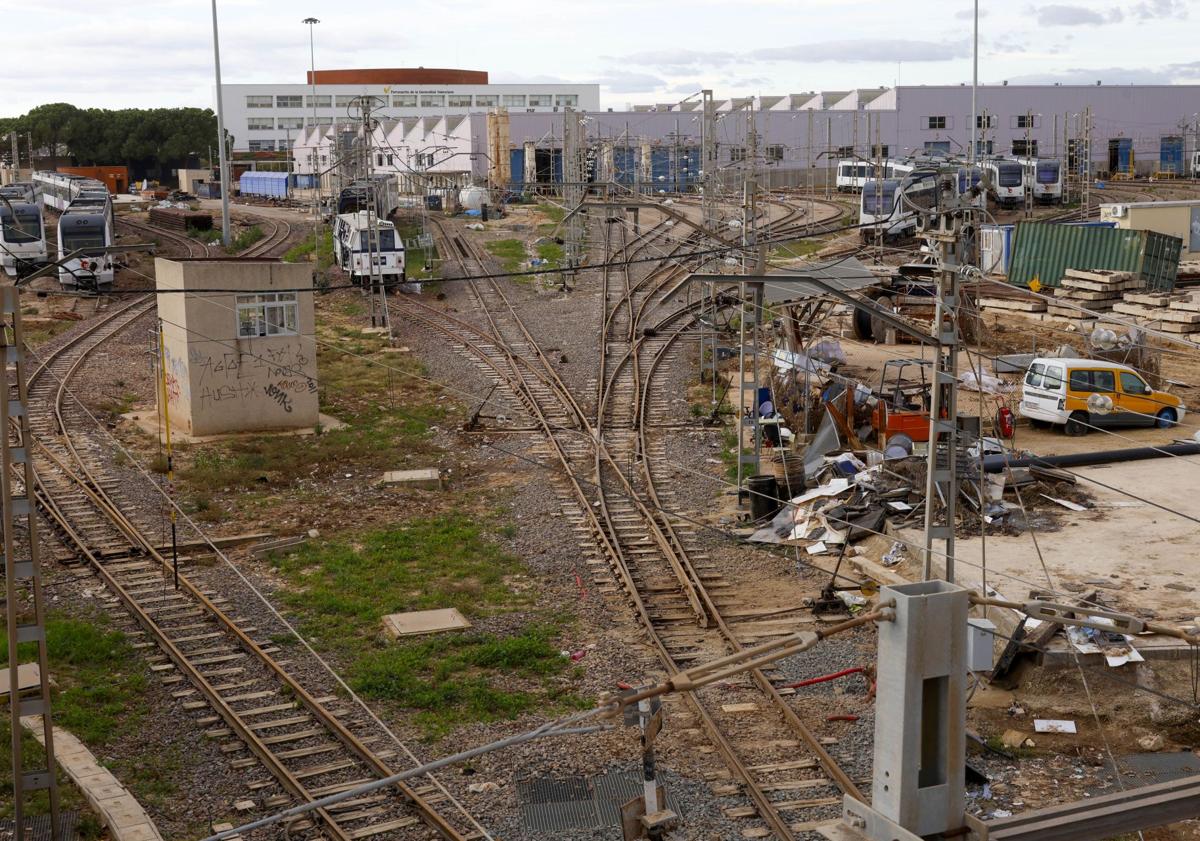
<box><xmin>393</xmin><ymin>206</ymin><xmax>862</xmax><ymax>839</ymax></box>
<box><xmin>121</xmin><ymin>211</ymin><xmax>293</xmax><ymax>259</ymax></box>
<box><xmin>117</xmin><ymin>215</ymin><xmax>210</xmax><ymax>258</ymax></box>
<box><xmin>21</xmin><ymin>300</ymin><xmax>487</xmax><ymax>841</ymax></box>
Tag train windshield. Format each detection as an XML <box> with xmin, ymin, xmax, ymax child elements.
<box><xmin>997</xmin><ymin>163</ymin><xmax>1023</xmax><ymax>187</ymax></box>
<box><xmin>1036</xmin><ymin>161</ymin><xmax>1060</xmax><ymax>183</ymax></box>
<box><xmin>1</xmin><ymin>209</ymin><xmax>40</xmax><ymax>243</ymax></box>
<box><xmin>356</xmin><ymin>227</ymin><xmax>397</xmax><ymax>251</ymax></box>
<box><xmin>957</xmin><ymin>168</ymin><xmax>982</xmax><ymax>192</ymax></box>
<box><xmin>861</xmin><ymin>181</ymin><xmax>898</xmax><ymax>214</ymax></box>
<box><xmin>61</xmin><ymin>227</ymin><xmax>106</xmax><ymax>250</ymax></box>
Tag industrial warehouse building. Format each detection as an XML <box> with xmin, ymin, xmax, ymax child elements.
<box><xmin>220</xmin><ymin>67</ymin><xmax>599</xmax><ymax>152</ymax></box>
<box><xmin>291</xmin><ymin>83</ymin><xmax>1200</xmax><ymax>190</ymax></box>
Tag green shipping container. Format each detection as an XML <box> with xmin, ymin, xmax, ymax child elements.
<box><xmin>1007</xmin><ymin>222</ymin><xmax>1182</xmax><ymax>292</ymax></box>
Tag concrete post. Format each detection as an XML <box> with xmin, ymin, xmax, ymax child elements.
<box><xmin>870</xmin><ymin>580</ymin><xmax>968</xmax><ymax>836</ymax></box>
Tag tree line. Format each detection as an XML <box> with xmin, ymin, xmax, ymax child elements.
<box><xmin>0</xmin><ymin>103</ymin><xmax>220</xmax><ymax>180</ymax></box>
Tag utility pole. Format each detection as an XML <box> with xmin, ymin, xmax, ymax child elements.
<box><xmin>9</xmin><ymin>132</ymin><xmax>19</xmax><ymax>177</ymax></box>
<box><xmin>562</xmin><ymin>107</ymin><xmax>586</xmax><ymax>288</ymax></box>
<box><xmin>3</xmin><ymin>288</ymin><xmax>62</xmax><ymax>841</ymax></box>
<box><xmin>359</xmin><ymin>97</ymin><xmax>390</xmax><ymax>335</ymax></box>
<box><xmin>970</xmin><ymin>0</ymin><xmax>978</xmax><ymax>164</ymax></box>
<box><xmin>210</xmin><ymin>0</ymin><xmax>232</xmax><ymax>248</ymax></box>
<box><xmin>736</xmin><ymin>104</ymin><xmax>765</xmax><ymax>504</ymax></box>
<box><xmin>921</xmin><ymin>174</ymin><xmax>965</xmax><ymax>583</ymax></box>
<box><xmin>303</xmin><ymin>17</ymin><xmax>321</xmax><ymax>261</ymax></box>
<box><xmin>1024</xmin><ymin>108</ymin><xmax>1034</xmax><ymax>219</ymax></box>
<box><xmin>825</xmin><ymin>118</ymin><xmax>832</xmax><ymax>199</ymax></box>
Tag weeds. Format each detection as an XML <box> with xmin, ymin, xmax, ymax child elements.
<box><xmin>283</xmin><ymin>229</ymin><xmax>334</xmax><ymax>269</ymax></box>
<box><xmin>187</xmin><ymin>225</ymin><xmax>221</xmax><ymax>245</ymax></box>
<box><xmin>485</xmin><ymin>239</ymin><xmax>527</xmax><ymax>273</ymax></box>
<box><xmin>226</xmin><ymin>225</ymin><xmax>264</xmax><ymax>254</ymax></box>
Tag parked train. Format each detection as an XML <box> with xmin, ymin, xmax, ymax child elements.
<box><xmin>333</xmin><ymin>210</ymin><xmax>405</xmax><ymax>285</ymax></box>
<box><xmin>0</xmin><ymin>181</ymin><xmax>43</xmax><ymax>207</ymax></box>
<box><xmin>982</xmin><ymin>159</ymin><xmax>1025</xmax><ymax>207</ymax></box>
<box><xmin>56</xmin><ymin>202</ymin><xmax>114</xmax><ymax>290</ymax></box>
<box><xmin>955</xmin><ymin>166</ymin><xmax>988</xmax><ymax>210</ymax></box>
<box><xmin>858</xmin><ymin>169</ymin><xmax>940</xmax><ymax>241</ymax></box>
<box><xmin>1017</xmin><ymin>157</ymin><xmax>1063</xmax><ymax>203</ymax></box>
<box><xmin>836</xmin><ymin>159</ymin><xmax>912</xmax><ymax>192</ymax></box>
<box><xmin>336</xmin><ymin>174</ymin><xmax>399</xmax><ymax>218</ymax></box>
<box><xmin>0</xmin><ymin>201</ymin><xmax>47</xmax><ymax>277</ymax></box>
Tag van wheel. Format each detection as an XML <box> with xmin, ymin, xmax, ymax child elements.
<box><xmin>1064</xmin><ymin>411</ymin><xmax>1090</xmax><ymax>436</ymax></box>
<box><xmin>1156</xmin><ymin>408</ymin><xmax>1178</xmax><ymax>429</ymax></box>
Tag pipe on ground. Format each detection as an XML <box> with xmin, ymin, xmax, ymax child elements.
<box><xmin>982</xmin><ymin>442</ymin><xmax>1200</xmax><ymax>473</ymax></box>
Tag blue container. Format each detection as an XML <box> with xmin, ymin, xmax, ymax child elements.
<box><xmin>509</xmin><ymin>149</ymin><xmax>524</xmax><ymax>186</ymax></box>
<box><xmin>238</xmin><ymin>171</ymin><xmax>289</xmax><ymax>198</ymax></box>
<box><xmin>1160</xmin><ymin>135</ymin><xmax>1185</xmax><ymax>175</ymax></box>
<box><xmin>290</xmin><ymin>174</ymin><xmax>316</xmax><ymax>189</ymax></box>
<box><xmin>1108</xmin><ymin>137</ymin><xmax>1133</xmax><ymax>175</ymax></box>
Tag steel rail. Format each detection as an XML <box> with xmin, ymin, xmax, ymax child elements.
<box><xmin>22</xmin><ymin>300</ymin><xmax>474</xmax><ymax>841</ymax></box>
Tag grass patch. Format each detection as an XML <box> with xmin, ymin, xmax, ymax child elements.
<box><xmin>537</xmin><ymin>201</ymin><xmax>566</xmax><ymax>224</ymax></box>
<box><xmin>772</xmin><ymin>238</ymin><xmax>825</xmax><ymax>260</ymax></box>
<box><xmin>351</xmin><ymin>626</ymin><xmax>574</xmax><ymax>734</ymax></box>
<box><xmin>267</xmin><ymin>519</ymin><xmax>579</xmax><ymax>735</ymax></box>
<box><xmin>226</xmin><ymin>224</ymin><xmax>264</xmax><ymax>254</ymax></box>
<box><xmin>187</xmin><ymin>225</ymin><xmax>221</xmax><ymax>245</ymax></box>
<box><xmin>23</xmin><ymin>319</ymin><xmax>75</xmax><ymax>347</ymax></box>
<box><xmin>1</xmin><ymin>617</ymin><xmax>149</xmax><ymax>819</ymax></box>
<box><xmin>535</xmin><ymin>239</ymin><xmax>564</xmax><ymax>269</ymax></box>
<box><xmin>269</xmin><ymin>518</ymin><xmax>529</xmax><ymax>638</ymax></box>
<box><xmin>485</xmin><ymin>238</ymin><xmax>527</xmax><ymax>273</ymax></box>
<box><xmin>283</xmin><ymin>228</ymin><xmax>335</xmax><ymax>270</ymax></box>
<box><xmin>175</xmin><ymin>323</ymin><xmax>444</xmax><ymax>503</ymax></box>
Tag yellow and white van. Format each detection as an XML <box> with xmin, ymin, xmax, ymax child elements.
<box><xmin>1021</xmin><ymin>357</ymin><xmax>1186</xmax><ymax>435</ymax></box>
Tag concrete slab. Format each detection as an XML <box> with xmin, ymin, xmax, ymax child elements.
<box><xmin>122</xmin><ymin>409</ymin><xmax>346</xmax><ymax>444</ymax></box>
<box><xmin>382</xmin><ymin>607</ymin><xmax>471</xmax><ymax>638</ymax></box>
<box><xmin>22</xmin><ymin>715</ymin><xmax>164</xmax><ymax>841</ymax></box>
<box><xmin>0</xmin><ymin>663</ymin><xmax>40</xmax><ymax>696</ymax></box>
<box><xmin>380</xmin><ymin>468</ymin><xmax>443</xmax><ymax>489</ymax></box>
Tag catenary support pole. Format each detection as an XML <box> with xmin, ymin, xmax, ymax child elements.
<box><xmin>210</xmin><ymin>0</ymin><xmax>232</xmax><ymax>248</ymax></box>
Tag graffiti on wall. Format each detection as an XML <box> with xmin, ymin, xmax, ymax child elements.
<box><xmin>186</xmin><ymin>342</ymin><xmax>317</xmax><ymax>414</ymax></box>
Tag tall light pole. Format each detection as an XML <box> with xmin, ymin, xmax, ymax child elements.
<box><xmin>970</xmin><ymin>0</ymin><xmax>978</xmax><ymax>163</ymax></box>
<box><xmin>210</xmin><ymin>0</ymin><xmax>232</xmax><ymax>247</ymax></box>
<box><xmin>304</xmin><ymin>17</ymin><xmax>321</xmax><ymax>263</ymax></box>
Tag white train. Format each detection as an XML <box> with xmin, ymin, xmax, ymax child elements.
<box><xmin>333</xmin><ymin>211</ymin><xmax>405</xmax><ymax>285</ymax></box>
<box><xmin>956</xmin><ymin>166</ymin><xmax>988</xmax><ymax>210</ymax></box>
<box><xmin>836</xmin><ymin>159</ymin><xmax>912</xmax><ymax>192</ymax></box>
<box><xmin>0</xmin><ymin>201</ymin><xmax>47</xmax><ymax>277</ymax></box>
<box><xmin>982</xmin><ymin>159</ymin><xmax>1025</xmax><ymax>207</ymax></box>
<box><xmin>859</xmin><ymin>169</ymin><xmax>940</xmax><ymax>241</ymax></box>
<box><xmin>57</xmin><ymin>197</ymin><xmax>114</xmax><ymax>291</ymax></box>
<box><xmin>1017</xmin><ymin>157</ymin><xmax>1063</xmax><ymax>203</ymax></box>
<box><xmin>0</xmin><ymin>182</ymin><xmax>43</xmax><ymax>207</ymax></box>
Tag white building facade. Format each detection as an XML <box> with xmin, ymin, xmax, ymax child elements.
<box><xmin>219</xmin><ymin>68</ymin><xmax>598</xmax><ymax>153</ymax></box>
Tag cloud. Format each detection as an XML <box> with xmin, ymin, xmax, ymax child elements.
<box><xmin>1033</xmin><ymin>4</ymin><xmax>1121</xmax><ymax>25</ymax></box>
<box><xmin>614</xmin><ymin>39</ymin><xmax>969</xmax><ymax>72</ymax></box>
<box><xmin>1133</xmin><ymin>0</ymin><xmax>1187</xmax><ymax>18</ymax></box>
<box><xmin>954</xmin><ymin>7</ymin><xmax>990</xmax><ymax>18</ymax></box>
<box><xmin>596</xmin><ymin>72</ymin><xmax>666</xmax><ymax>94</ymax></box>
<box><xmin>751</xmin><ymin>39</ymin><xmax>970</xmax><ymax>62</ymax></box>
<box><xmin>1003</xmin><ymin>66</ymin><xmax>1176</xmax><ymax>85</ymax></box>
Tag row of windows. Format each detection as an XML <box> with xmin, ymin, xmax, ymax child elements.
<box><xmin>247</xmin><ymin>93</ymin><xmax>578</xmax><ymax>110</ymax></box>
<box><xmin>237</xmin><ymin>292</ymin><xmax>298</xmax><ymax>338</ymax></box>
<box><xmin>924</xmin><ymin>115</ymin><xmax>1041</xmax><ymax>131</ymax></box>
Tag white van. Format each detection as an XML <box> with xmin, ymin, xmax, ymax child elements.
<box><xmin>1021</xmin><ymin>357</ymin><xmax>1186</xmax><ymax>435</ymax></box>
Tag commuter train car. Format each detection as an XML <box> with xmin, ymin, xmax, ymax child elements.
<box><xmin>982</xmin><ymin>159</ymin><xmax>1025</xmax><ymax>207</ymax></box>
<box><xmin>1017</xmin><ymin>157</ymin><xmax>1063</xmax><ymax>204</ymax></box>
<box><xmin>956</xmin><ymin>166</ymin><xmax>988</xmax><ymax>210</ymax></box>
<box><xmin>57</xmin><ymin>204</ymin><xmax>114</xmax><ymax>290</ymax></box>
<box><xmin>0</xmin><ymin>182</ymin><xmax>43</xmax><ymax>207</ymax></box>
<box><xmin>333</xmin><ymin>210</ymin><xmax>405</xmax><ymax>285</ymax></box>
<box><xmin>336</xmin><ymin>174</ymin><xmax>399</xmax><ymax>218</ymax></box>
<box><xmin>34</xmin><ymin>170</ymin><xmax>87</xmax><ymax>211</ymax></box>
<box><xmin>836</xmin><ymin>159</ymin><xmax>910</xmax><ymax>192</ymax></box>
<box><xmin>0</xmin><ymin>201</ymin><xmax>47</xmax><ymax>277</ymax></box>
<box><xmin>859</xmin><ymin>169</ymin><xmax>939</xmax><ymax>241</ymax></box>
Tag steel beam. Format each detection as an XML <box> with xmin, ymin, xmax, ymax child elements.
<box><xmin>987</xmin><ymin>774</ymin><xmax>1200</xmax><ymax>841</ymax></box>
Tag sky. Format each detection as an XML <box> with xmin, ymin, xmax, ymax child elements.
<box><xmin>2</xmin><ymin>0</ymin><xmax>1199</xmax><ymax>116</ymax></box>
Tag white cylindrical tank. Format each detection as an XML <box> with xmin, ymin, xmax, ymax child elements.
<box><xmin>459</xmin><ymin>185</ymin><xmax>489</xmax><ymax>211</ymax></box>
